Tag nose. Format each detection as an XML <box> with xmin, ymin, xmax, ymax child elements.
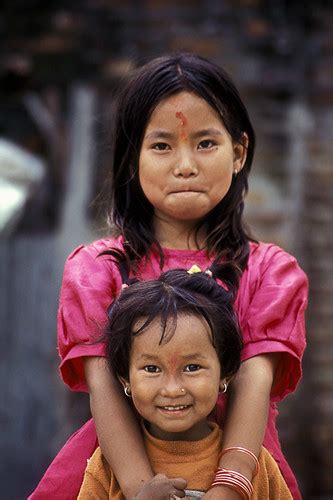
<box><xmin>160</xmin><ymin>375</ymin><xmax>184</xmax><ymax>398</ymax></box>
<box><xmin>173</xmin><ymin>152</ymin><xmax>198</xmax><ymax>178</ymax></box>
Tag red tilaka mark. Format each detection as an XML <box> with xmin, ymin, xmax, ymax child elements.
<box><xmin>175</xmin><ymin>111</ymin><xmax>187</xmax><ymax>127</ymax></box>
<box><xmin>167</xmin><ymin>353</ymin><xmax>179</xmax><ymax>370</ymax></box>
<box><xmin>175</xmin><ymin>111</ymin><xmax>187</xmax><ymax>141</ymax></box>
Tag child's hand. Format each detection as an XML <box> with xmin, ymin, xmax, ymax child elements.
<box><xmin>134</xmin><ymin>473</ymin><xmax>187</xmax><ymax>499</ymax></box>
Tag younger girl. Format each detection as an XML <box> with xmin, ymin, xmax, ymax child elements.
<box><xmin>31</xmin><ymin>53</ymin><xmax>308</xmax><ymax>499</ymax></box>
<box><xmin>78</xmin><ymin>267</ymin><xmax>292</xmax><ymax>499</ymax></box>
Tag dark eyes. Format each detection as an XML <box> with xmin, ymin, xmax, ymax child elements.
<box><xmin>198</xmin><ymin>140</ymin><xmax>216</xmax><ymax>149</ymax></box>
<box><xmin>151</xmin><ymin>140</ymin><xmax>216</xmax><ymax>151</ymax></box>
<box><xmin>143</xmin><ymin>364</ymin><xmax>201</xmax><ymax>373</ymax></box>
<box><xmin>152</xmin><ymin>142</ymin><xmax>170</xmax><ymax>151</ymax></box>
<box><xmin>144</xmin><ymin>365</ymin><xmax>160</xmax><ymax>373</ymax></box>
<box><xmin>184</xmin><ymin>364</ymin><xmax>201</xmax><ymax>372</ymax></box>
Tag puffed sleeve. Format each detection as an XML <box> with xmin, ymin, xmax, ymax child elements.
<box><xmin>236</xmin><ymin>243</ymin><xmax>308</xmax><ymax>402</ymax></box>
<box><xmin>57</xmin><ymin>240</ymin><xmax>123</xmax><ymax>392</ymax></box>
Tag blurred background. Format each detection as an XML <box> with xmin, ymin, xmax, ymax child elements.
<box><xmin>0</xmin><ymin>1</ymin><xmax>332</xmax><ymax>499</ymax></box>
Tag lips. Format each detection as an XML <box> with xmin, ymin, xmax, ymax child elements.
<box><xmin>169</xmin><ymin>190</ymin><xmax>204</xmax><ymax>198</ymax></box>
<box><xmin>157</xmin><ymin>404</ymin><xmax>192</xmax><ymax>417</ymax></box>
<box><xmin>170</xmin><ymin>188</ymin><xmax>202</xmax><ymax>193</ymax></box>
<box><xmin>159</xmin><ymin>405</ymin><xmax>190</xmax><ymax>411</ymax></box>
<box><xmin>168</xmin><ymin>184</ymin><xmax>204</xmax><ymax>194</ymax></box>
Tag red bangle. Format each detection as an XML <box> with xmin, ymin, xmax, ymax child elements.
<box><xmin>210</xmin><ymin>468</ymin><xmax>254</xmax><ymax>500</ymax></box>
<box><xmin>219</xmin><ymin>446</ymin><xmax>259</xmax><ymax>477</ymax></box>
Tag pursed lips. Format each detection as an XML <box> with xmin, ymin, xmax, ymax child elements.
<box><xmin>168</xmin><ymin>187</ymin><xmax>205</xmax><ymax>194</ymax></box>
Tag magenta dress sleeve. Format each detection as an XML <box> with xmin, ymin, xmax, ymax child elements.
<box><xmin>236</xmin><ymin>243</ymin><xmax>308</xmax><ymax>402</ymax></box>
<box><xmin>57</xmin><ymin>241</ymin><xmax>122</xmax><ymax>393</ymax></box>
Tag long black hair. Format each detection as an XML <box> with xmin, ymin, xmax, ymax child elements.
<box><xmin>102</xmin><ymin>53</ymin><xmax>256</xmax><ymax>296</ymax></box>
<box><xmin>106</xmin><ymin>268</ymin><xmax>242</xmax><ymax>382</ymax></box>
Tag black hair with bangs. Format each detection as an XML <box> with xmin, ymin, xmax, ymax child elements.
<box><xmin>106</xmin><ymin>268</ymin><xmax>242</xmax><ymax>381</ymax></box>
<box><xmin>102</xmin><ymin>53</ymin><xmax>256</xmax><ymax>296</ymax></box>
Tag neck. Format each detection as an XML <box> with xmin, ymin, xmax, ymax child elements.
<box><xmin>153</xmin><ymin>217</ymin><xmax>207</xmax><ymax>250</ymax></box>
<box><xmin>145</xmin><ymin>419</ymin><xmax>212</xmax><ymax>442</ymax></box>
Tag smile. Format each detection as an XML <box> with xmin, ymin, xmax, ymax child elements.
<box><xmin>159</xmin><ymin>405</ymin><xmax>190</xmax><ymax>411</ymax></box>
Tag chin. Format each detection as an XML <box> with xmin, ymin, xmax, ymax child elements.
<box><xmin>170</xmin><ymin>199</ymin><xmax>221</xmax><ymax>219</ymax></box>
<box><xmin>169</xmin><ymin>207</ymin><xmax>211</xmax><ymax>221</ymax></box>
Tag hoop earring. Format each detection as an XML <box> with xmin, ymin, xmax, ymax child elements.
<box><xmin>221</xmin><ymin>382</ymin><xmax>228</xmax><ymax>394</ymax></box>
<box><xmin>124</xmin><ymin>386</ymin><xmax>131</xmax><ymax>398</ymax></box>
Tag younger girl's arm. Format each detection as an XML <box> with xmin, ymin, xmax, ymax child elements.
<box><xmin>203</xmin><ymin>353</ymin><xmax>279</xmax><ymax>499</ymax></box>
<box><xmin>84</xmin><ymin>357</ymin><xmax>154</xmax><ymax>499</ymax></box>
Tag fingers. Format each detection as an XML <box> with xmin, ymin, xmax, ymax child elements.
<box><xmin>169</xmin><ymin>477</ymin><xmax>187</xmax><ymax>498</ymax></box>
<box><xmin>134</xmin><ymin>473</ymin><xmax>187</xmax><ymax>500</ymax></box>
<box><xmin>169</xmin><ymin>492</ymin><xmax>184</xmax><ymax>499</ymax></box>
<box><xmin>172</xmin><ymin>477</ymin><xmax>187</xmax><ymax>489</ymax></box>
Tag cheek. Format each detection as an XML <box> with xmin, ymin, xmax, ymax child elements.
<box><xmin>193</xmin><ymin>375</ymin><xmax>220</xmax><ymax>398</ymax></box>
<box><xmin>130</xmin><ymin>375</ymin><xmax>157</xmax><ymax>403</ymax></box>
<box><xmin>131</xmin><ymin>384</ymin><xmax>157</xmax><ymax>419</ymax></box>
<box><xmin>138</xmin><ymin>152</ymin><xmax>152</xmax><ymax>182</ymax></box>
<box><xmin>138</xmin><ymin>172</ymin><xmax>156</xmax><ymax>204</ymax></box>
<box><xmin>198</xmin><ymin>373</ymin><xmax>221</xmax><ymax>400</ymax></box>
<box><xmin>213</xmin><ymin>161</ymin><xmax>233</xmax><ymax>181</ymax></box>
<box><xmin>211</xmin><ymin>171</ymin><xmax>233</xmax><ymax>200</ymax></box>
<box><xmin>139</xmin><ymin>162</ymin><xmax>164</xmax><ymax>198</ymax></box>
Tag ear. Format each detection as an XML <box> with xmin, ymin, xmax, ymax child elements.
<box><xmin>233</xmin><ymin>132</ymin><xmax>249</xmax><ymax>173</ymax></box>
<box><xmin>118</xmin><ymin>375</ymin><xmax>130</xmax><ymax>390</ymax></box>
<box><xmin>219</xmin><ymin>375</ymin><xmax>234</xmax><ymax>392</ymax></box>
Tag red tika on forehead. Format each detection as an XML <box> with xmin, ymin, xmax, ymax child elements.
<box><xmin>167</xmin><ymin>352</ymin><xmax>179</xmax><ymax>370</ymax></box>
<box><xmin>175</xmin><ymin>111</ymin><xmax>187</xmax><ymax>127</ymax></box>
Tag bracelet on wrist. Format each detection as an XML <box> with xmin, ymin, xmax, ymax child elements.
<box><xmin>210</xmin><ymin>467</ymin><xmax>254</xmax><ymax>500</ymax></box>
<box><xmin>219</xmin><ymin>446</ymin><xmax>259</xmax><ymax>477</ymax></box>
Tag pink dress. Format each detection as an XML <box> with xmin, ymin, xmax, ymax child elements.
<box><xmin>30</xmin><ymin>236</ymin><xmax>308</xmax><ymax>499</ymax></box>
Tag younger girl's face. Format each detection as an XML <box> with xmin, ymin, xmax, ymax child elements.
<box><xmin>124</xmin><ymin>313</ymin><xmax>224</xmax><ymax>442</ymax></box>
<box><xmin>139</xmin><ymin>91</ymin><xmax>247</xmax><ymax>231</ymax></box>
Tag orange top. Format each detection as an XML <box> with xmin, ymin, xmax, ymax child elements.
<box><xmin>78</xmin><ymin>424</ymin><xmax>292</xmax><ymax>499</ymax></box>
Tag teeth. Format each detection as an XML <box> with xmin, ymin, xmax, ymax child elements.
<box><xmin>161</xmin><ymin>405</ymin><xmax>188</xmax><ymax>411</ymax></box>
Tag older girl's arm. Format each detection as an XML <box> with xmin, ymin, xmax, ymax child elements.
<box><xmin>84</xmin><ymin>357</ymin><xmax>154</xmax><ymax>499</ymax></box>
<box><xmin>203</xmin><ymin>353</ymin><xmax>280</xmax><ymax>499</ymax></box>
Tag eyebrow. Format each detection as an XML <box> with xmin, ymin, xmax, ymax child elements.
<box><xmin>181</xmin><ymin>353</ymin><xmax>209</xmax><ymax>360</ymax></box>
<box><xmin>144</xmin><ymin>130</ymin><xmax>175</xmax><ymax>140</ymax></box>
<box><xmin>138</xmin><ymin>354</ymin><xmax>159</xmax><ymax>361</ymax></box>
<box><xmin>144</xmin><ymin>128</ymin><xmax>223</xmax><ymax>141</ymax></box>
<box><xmin>191</xmin><ymin>128</ymin><xmax>223</xmax><ymax>139</ymax></box>
<box><xmin>137</xmin><ymin>353</ymin><xmax>208</xmax><ymax>361</ymax></box>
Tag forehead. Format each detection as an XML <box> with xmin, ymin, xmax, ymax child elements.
<box><xmin>131</xmin><ymin>313</ymin><xmax>215</xmax><ymax>356</ymax></box>
<box><xmin>147</xmin><ymin>91</ymin><xmax>222</xmax><ymax>127</ymax></box>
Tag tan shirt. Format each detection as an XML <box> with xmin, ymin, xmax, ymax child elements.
<box><xmin>78</xmin><ymin>423</ymin><xmax>292</xmax><ymax>499</ymax></box>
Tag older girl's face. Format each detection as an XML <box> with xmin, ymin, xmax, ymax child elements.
<box><xmin>139</xmin><ymin>91</ymin><xmax>247</xmax><ymax>231</ymax></box>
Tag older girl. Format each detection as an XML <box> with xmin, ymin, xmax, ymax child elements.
<box><xmin>31</xmin><ymin>53</ymin><xmax>307</xmax><ymax>499</ymax></box>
